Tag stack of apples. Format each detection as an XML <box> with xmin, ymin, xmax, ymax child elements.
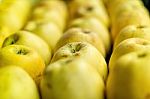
<box><xmin>106</xmin><ymin>0</ymin><xmax>150</xmax><ymax>99</ymax></box>
<box><xmin>1</xmin><ymin>0</ymin><xmax>150</xmax><ymax>99</ymax></box>
<box><xmin>40</xmin><ymin>0</ymin><xmax>111</xmax><ymax>99</ymax></box>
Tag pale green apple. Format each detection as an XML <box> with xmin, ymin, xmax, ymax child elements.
<box><xmin>54</xmin><ymin>28</ymin><xmax>106</xmax><ymax>57</ymax></box>
<box><xmin>52</xmin><ymin>42</ymin><xmax>107</xmax><ymax>80</ymax></box>
<box><xmin>114</xmin><ymin>25</ymin><xmax>150</xmax><ymax>48</ymax></box>
<box><xmin>68</xmin><ymin>0</ymin><xmax>109</xmax><ymax>27</ymax></box>
<box><xmin>109</xmin><ymin>38</ymin><xmax>150</xmax><ymax>70</ymax></box>
<box><xmin>0</xmin><ymin>66</ymin><xmax>40</xmax><ymax>99</ymax></box>
<box><xmin>25</xmin><ymin>21</ymin><xmax>62</xmax><ymax>51</ymax></box>
<box><xmin>0</xmin><ymin>45</ymin><xmax>45</xmax><ymax>84</ymax></box>
<box><xmin>41</xmin><ymin>58</ymin><xmax>105</xmax><ymax>99</ymax></box>
<box><xmin>69</xmin><ymin>17</ymin><xmax>111</xmax><ymax>53</ymax></box>
<box><xmin>2</xmin><ymin>30</ymin><xmax>51</xmax><ymax>65</ymax></box>
<box><xmin>107</xmin><ymin>49</ymin><xmax>150</xmax><ymax>99</ymax></box>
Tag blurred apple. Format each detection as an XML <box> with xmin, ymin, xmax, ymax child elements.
<box><xmin>109</xmin><ymin>38</ymin><xmax>150</xmax><ymax>70</ymax></box>
<box><xmin>25</xmin><ymin>21</ymin><xmax>62</xmax><ymax>51</ymax></box>
<box><xmin>0</xmin><ymin>66</ymin><xmax>40</xmax><ymax>99</ymax></box>
<box><xmin>114</xmin><ymin>25</ymin><xmax>150</xmax><ymax>48</ymax></box>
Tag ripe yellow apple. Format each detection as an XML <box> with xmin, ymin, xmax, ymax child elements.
<box><xmin>25</xmin><ymin>21</ymin><xmax>62</xmax><ymax>51</ymax></box>
<box><xmin>41</xmin><ymin>58</ymin><xmax>105</xmax><ymax>99</ymax></box>
<box><xmin>29</xmin><ymin>0</ymin><xmax>67</xmax><ymax>31</ymax></box>
<box><xmin>2</xmin><ymin>30</ymin><xmax>51</xmax><ymax>65</ymax></box>
<box><xmin>69</xmin><ymin>17</ymin><xmax>111</xmax><ymax>53</ymax></box>
<box><xmin>107</xmin><ymin>49</ymin><xmax>150</xmax><ymax>99</ymax></box>
<box><xmin>0</xmin><ymin>0</ymin><xmax>32</xmax><ymax>33</ymax></box>
<box><xmin>109</xmin><ymin>38</ymin><xmax>150</xmax><ymax>70</ymax></box>
<box><xmin>54</xmin><ymin>28</ymin><xmax>106</xmax><ymax>57</ymax></box>
<box><xmin>52</xmin><ymin>42</ymin><xmax>107</xmax><ymax>80</ymax></box>
<box><xmin>0</xmin><ymin>45</ymin><xmax>45</xmax><ymax>84</ymax></box>
<box><xmin>68</xmin><ymin>0</ymin><xmax>109</xmax><ymax>27</ymax></box>
<box><xmin>114</xmin><ymin>25</ymin><xmax>150</xmax><ymax>48</ymax></box>
<box><xmin>110</xmin><ymin>2</ymin><xmax>150</xmax><ymax>41</ymax></box>
<box><xmin>0</xmin><ymin>66</ymin><xmax>40</xmax><ymax>99</ymax></box>
<box><xmin>107</xmin><ymin>0</ymin><xmax>143</xmax><ymax>18</ymax></box>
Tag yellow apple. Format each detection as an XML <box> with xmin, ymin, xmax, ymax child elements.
<box><xmin>110</xmin><ymin>2</ymin><xmax>150</xmax><ymax>41</ymax></box>
<box><xmin>69</xmin><ymin>17</ymin><xmax>111</xmax><ymax>53</ymax></box>
<box><xmin>54</xmin><ymin>28</ymin><xmax>106</xmax><ymax>57</ymax></box>
<box><xmin>0</xmin><ymin>66</ymin><xmax>40</xmax><ymax>99</ymax></box>
<box><xmin>0</xmin><ymin>45</ymin><xmax>45</xmax><ymax>84</ymax></box>
<box><xmin>25</xmin><ymin>21</ymin><xmax>62</xmax><ymax>51</ymax></box>
<box><xmin>52</xmin><ymin>42</ymin><xmax>107</xmax><ymax>80</ymax></box>
<box><xmin>29</xmin><ymin>0</ymin><xmax>67</xmax><ymax>31</ymax></box>
<box><xmin>68</xmin><ymin>0</ymin><xmax>109</xmax><ymax>27</ymax></box>
<box><xmin>0</xmin><ymin>0</ymin><xmax>32</xmax><ymax>33</ymax></box>
<box><xmin>41</xmin><ymin>58</ymin><xmax>105</xmax><ymax>99</ymax></box>
<box><xmin>107</xmin><ymin>49</ymin><xmax>150</xmax><ymax>99</ymax></box>
<box><xmin>2</xmin><ymin>30</ymin><xmax>51</xmax><ymax>65</ymax></box>
<box><xmin>109</xmin><ymin>38</ymin><xmax>150</xmax><ymax>70</ymax></box>
<box><xmin>114</xmin><ymin>25</ymin><xmax>150</xmax><ymax>48</ymax></box>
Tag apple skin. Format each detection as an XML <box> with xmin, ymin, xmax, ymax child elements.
<box><xmin>110</xmin><ymin>1</ymin><xmax>150</xmax><ymax>41</ymax></box>
<box><xmin>114</xmin><ymin>25</ymin><xmax>150</xmax><ymax>48</ymax></box>
<box><xmin>68</xmin><ymin>0</ymin><xmax>109</xmax><ymax>27</ymax></box>
<box><xmin>68</xmin><ymin>17</ymin><xmax>111</xmax><ymax>54</ymax></box>
<box><xmin>107</xmin><ymin>49</ymin><xmax>150</xmax><ymax>99</ymax></box>
<box><xmin>52</xmin><ymin>42</ymin><xmax>107</xmax><ymax>80</ymax></box>
<box><xmin>25</xmin><ymin>21</ymin><xmax>62</xmax><ymax>51</ymax></box>
<box><xmin>0</xmin><ymin>0</ymin><xmax>32</xmax><ymax>33</ymax></box>
<box><xmin>2</xmin><ymin>30</ymin><xmax>52</xmax><ymax>65</ymax></box>
<box><xmin>0</xmin><ymin>45</ymin><xmax>45</xmax><ymax>84</ymax></box>
<box><xmin>0</xmin><ymin>66</ymin><xmax>40</xmax><ymax>99</ymax></box>
<box><xmin>109</xmin><ymin>38</ymin><xmax>150</xmax><ymax>70</ymax></box>
<box><xmin>54</xmin><ymin>28</ymin><xmax>106</xmax><ymax>57</ymax></box>
<box><xmin>41</xmin><ymin>58</ymin><xmax>105</xmax><ymax>99</ymax></box>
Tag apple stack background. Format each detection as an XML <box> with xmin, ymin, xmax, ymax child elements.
<box><xmin>24</xmin><ymin>0</ymin><xmax>68</xmax><ymax>52</ymax></box>
<box><xmin>106</xmin><ymin>0</ymin><xmax>150</xmax><ymax>99</ymax></box>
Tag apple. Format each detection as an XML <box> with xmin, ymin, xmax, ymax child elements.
<box><xmin>0</xmin><ymin>66</ymin><xmax>40</xmax><ymax>99</ymax></box>
<box><xmin>2</xmin><ymin>30</ymin><xmax>52</xmax><ymax>65</ymax></box>
<box><xmin>54</xmin><ymin>28</ymin><xmax>106</xmax><ymax>57</ymax></box>
<box><xmin>107</xmin><ymin>0</ymin><xmax>143</xmax><ymax>18</ymax></box>
<box><xmin>68</xmin><ymin>0</ymin><xmax>109</xmax><ymax>27</ymax></box>
<box><xmin>25</xmin><ymin>21</ymin><xmax>62</xmax><ymax>51</ymax></box>
<box><xmin>52</xmin><ymin>42</ymin><xmax>107</xmax><ymax>80</ymax></box>
<box><xmin>68</xmin><ymin>17</ymin><xmax>111</xmax><ymax>54</ymax></box>
<box><xmin>109</xmin><ymin>38</ymin><xmax>150</xmax><ymax>70</ymax></box>
<box><xmin>0</xmin><ymin>45</ymin><xmax>45</xmax><ymax>84</ymax></box>
<box><xmin>0</xmin><ymin>0</ymin><xmax>32</xmax><ymax>33</ymax></box>
<box><xmin>110</xmin><ymin>1</ymin><xmax>150</xmax><ymax>41</ymax></box>
<box><xmin>114</xmin><ymin>25</ymin><xmax>150</xmax><ymax>48</ymax></box>
<box><xmin>29</xmin><ymin>0</ymin><xmax>67</xmax><ymax>31</ymax></box>
<box><xmin>41</xmin><ymin>58</ymin><xmax>105</xmax><ymax>99</ymax></box>
<box><xmin>107</xmin><ymin>49</ymin><xmax>150</xmax><ymax>99</ymax></box>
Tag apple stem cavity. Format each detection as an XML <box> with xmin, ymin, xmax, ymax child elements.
<box><xmin>16</xmin><ymin>49</ymin><xmax>28</xmax><ymax>55</ymax></box>
<box><xmin>2</xmin><ymin>34</ymin><xmax>19</xmax><ymax>47</ymax></box>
